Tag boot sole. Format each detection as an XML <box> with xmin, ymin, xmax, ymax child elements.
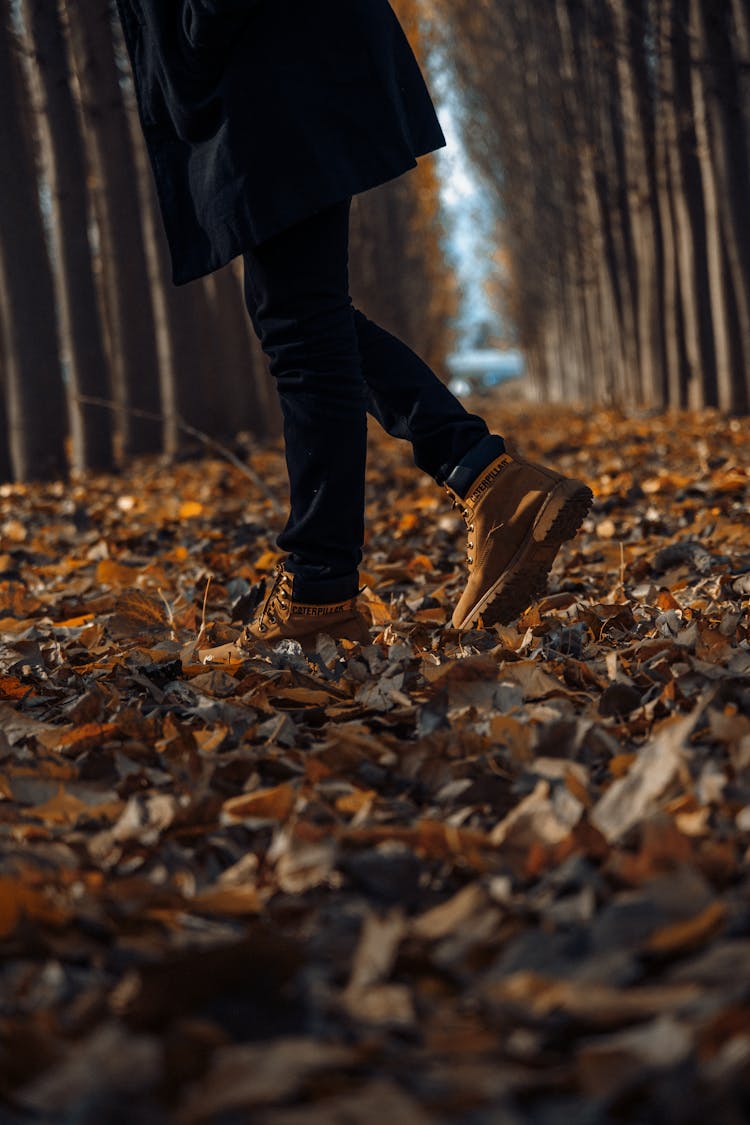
<box><xmin>455</xmin><ymin>479</ymin><xmax>593</xmax><ymax>630</ymax></box>
<box><xmin>202</xmin><ymin>614</ymin><xmax>371</xmax><ymax>661</ymax></box>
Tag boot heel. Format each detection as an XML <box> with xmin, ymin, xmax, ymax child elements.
<box><xmin>533</xmin><ymin>480</ymin><xmax>593</xmax><ymax>543</ymax></box>
<box><xmin>335</xmin><ymin>614</ymin><xmax>371</xmax><ymax>644</ymax></box>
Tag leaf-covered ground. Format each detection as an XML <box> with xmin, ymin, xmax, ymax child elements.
<box><xmin>1</xmin><ymin>401</ymin><xmax>749</xmax><ymax>1124</ymax></box>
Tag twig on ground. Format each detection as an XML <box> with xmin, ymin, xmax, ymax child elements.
<box><xmin>157</xmin><ymin>587</ymin><xmax>177</xmax><ymax>640</ymax></box>
<box><xmin>75</xmin><ymin>395</ymin><xmax>282</xmax><ymax>514</ymax></box>
<box><xmin>196</xmin><ymin>573</ymin><xmax>213</xmax><ymax>647</ymax></box>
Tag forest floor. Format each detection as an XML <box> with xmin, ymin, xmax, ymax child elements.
<box><xmin>0</xmin><ymin>400</ymin><xmax>749</xmax><ymax>1124</ymax></box>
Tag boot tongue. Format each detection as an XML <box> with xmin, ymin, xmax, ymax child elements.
<box><xmin>444</xmin><ymin>434</ymin><xmax>506</xmax><ymax>499</ymax></box>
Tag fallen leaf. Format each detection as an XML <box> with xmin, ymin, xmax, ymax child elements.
<box><xmin>591</xmin><ymin>706</ymin><xmax>700</xmax><ymax>842</ymax></box>
<box><xmin>645</xmin><ymin>901</ymin><xmax>726</xmax><ymax>956</ymax></box>
<box><xmin>177</xmin><ymin>1039</ymin><xmax>358</xmax><ymax>1122</ymax></box>
<box><xmin>28</xmin><ymin>786</ymin><xmax>94</xmax><ymax>827</ymax></box>
<box><xmin>222</xmin><ymin>784</ymin><xmax>297</xmax><ymax>822</ymax></box>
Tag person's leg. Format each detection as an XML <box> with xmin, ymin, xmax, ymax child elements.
<box><xmin>238</xmin><ymin>197</ymin><xmax>593</xmax><ymax>639</ymax></box>
<box><xmin>352</xmin><ymin>310</ymin><xmax>591</xmax><ymax>632</ymax></box>
<box><xmin>242</xmin><ymin>198</ymin><xmax>366</xmax><ymax>602</ymax></box>
<box><xmin>353</xmin><ymin>308</ymin><xmax>505</xmax><ymax>491</ymax></box>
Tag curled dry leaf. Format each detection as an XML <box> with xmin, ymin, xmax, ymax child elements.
<box><xmin>178</xmin><ymin>1040</ymin><xmax>359</xmax><ymax>1123</ymax></box>
<box><xmin>222</xmin><ymin>782</ymin><xmax>297</xmax><ymax>822</ymax></box>
<box><xmin>591</xmin><ymin>706</ymin><xmax>701</xmax><ymax>842</ymax></box>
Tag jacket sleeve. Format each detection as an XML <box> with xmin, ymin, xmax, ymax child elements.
<box><xmin>182</xmin><ymin>0</ymin><xmax>262</xmax><ymax>54</ymax></box>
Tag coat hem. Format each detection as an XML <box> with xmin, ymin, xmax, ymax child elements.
<box><xmin>168</xmin><ymin>141</ymin><xmax>445</xmax><ymax>286</ymax></box>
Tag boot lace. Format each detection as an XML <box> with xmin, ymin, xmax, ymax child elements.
<box><xmin>450</xmin><ymin>496</ymin><xmax>476</xmax><ymax>568</ymax></box>
<box><xmin>257</xmin><ymin>563</ymin><xmax>292</xmax><ymax>633</ymax></box>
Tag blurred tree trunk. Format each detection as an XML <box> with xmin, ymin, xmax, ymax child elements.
<box><xmin>114</xmin><ymin>9</ymin><xmax>279</xmax><ymax>452</ymax></box>
<box><xmin>655</xmin><ymin>0</ymin><xmax>688</xmax><ymax>408</ymax></box>
<box><xmin>689</xmin><ymin>0</ymin><xmax>737</xmax><ymax>412</ymax></box>
<box><xmin>173</xmin><ymin>275</ymin><xmax>234</xmax><ymax>441</ymax></box>
<box><xmin>230</xmin><ymin>259</ymin><xmax>282</xmax><ymax>438</ymax></box>
<box><xmin>203</xmin><ymin>271</ymin><xmax>246</xmax><ymax>436</ymax></box>
<box><xmin>206</xmin><ymin>265</ymin><xmax>269</xmax><ymax>437</ymax></box>
<box><xmin>123</xmin><ymin>62</ymin><xmax>182</xmax><ymax>458</ymax></box>
<box><xmin>63</xmin><ymin>0</ymin><xmax>162</xmax><ymax>455</ymax></box>
<box><xmin>118</xmin><ymin>39</ymin><xmax>220</xmax><ymax>455</ymax></box>
<box><xmin>243</xmin><ymin>297</ymin><xmax>281</xmax><ymax>437</ymax></box>
<box><xmin>166</xmin><ymin>281</ymin><xmax>227</xmax><ymax>446</ymax></box>
<box><xmin>0</xmin><ymin>3</ymin><xmax>67</xmax><ymax>481</ymax></box>
<box><xmin>0</xmin><ymin>291</ymin><xmax>14</xmax><ymax>482</ymax></box>
<box><xmin>349</xmin><ymin>170</ymin><xmax>456</xmax><ymax>382</ymax></box>
<box><xmin>698</xmin><ymin>0</ymin><xmax>750</xmax><ymax>413</ymax></box>
<box><xmin>610</xmin><ymin>0</ymin><xmax>665</xmax><ymax>406</ymax></box>
<box><xmin>349</xmin><ymin>0</ymin><xmax>456</xmax><ymax>381</ymax></box>
<box><xmin>21</xmin><ymin>0</ymin><xmax>114</xmax><ymax>471</ymax></box>
<box><xmin>732</xmin><ymin>0</ymin><xmax>750</xmax><ymax>147</ymax></box>
<box><xmin>588</xmin><ymin>1</ymin><xmax>637</xmax><ymax>404</ymax></box>
<box><xmin>559</xmin><ymin>0</ymin><xmax>629</xmax><ymax>403</ymax></box>
<box><xmin>665</xmin><ymin>0</ymin><xmax>716</xmax><ymax>407</ymax></box>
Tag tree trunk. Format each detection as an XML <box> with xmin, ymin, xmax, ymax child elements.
<box><xmin>698</xmin><ymin>0</ymin><xmax>750</xmax><ymax>412</ymax></box>
<box><xmin>115</xmin><ymin>7</ymin><xmax>279</xmax><ymax>452</ymax></box>
<box><xmin>230</xmin><ymin>259</ymin><xmax>281</xmax><ymax>437</ymax></box>
<box><xmin>239</xmin><ymin>273</ymin><xmax>282</xmax><ymax>439</ymax></box>
<box><xmin>21</xmin><ymin>0</ymin><xmax>114</xmax><ymax>471</ymax></box>
<box><xmin>206</xmin><ymin>265</ymin><xmax>266</xmax><ymax>437</ymax></box>
<box><xmin>610</xmin><ymin>0</ymin><xmax>665</xmax><ymax>406</ymax></box>
<box><xmin>654</xmin><ymin>0</ymin><xmax>687</xmax><ymax>407</ymax></box>
<box><xmin>662</xmin><ymin>0</ymin><xmax>716</xmax><ymax>407</ymax></box>
<box><xmin>0</xmin><ymin>287</ymin><xmax>15</xmax><ymax>482</ymax></box>
<box><xmin>0</xmin><ymin>3</ymin><xmax>67</xmax><ymax>481</ymax></box>
<box><xmin>122</xmin><ymin>61</ymin><xmax>181</xmax><ymax>457</ymax></box>
<box><xmin>689</xmin><ymin>0</ymin><xmax>737</xmax><ymax>412</ymax></box>
<box><xmin>63</xmin><ymin>0</ymin><xmax>162</xmax><ymax>455</ymax></box>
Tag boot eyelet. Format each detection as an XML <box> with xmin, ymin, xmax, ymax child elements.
<box><xmin>259</xmin><ymin>624</ymin><xmax>267</xmax><ymax>633</ymax></box>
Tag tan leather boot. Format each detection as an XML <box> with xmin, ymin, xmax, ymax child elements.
<box><xmin>243</xmin><ymin>564</ymin><xmax>371</xmax><ymax>645</ymax></box>
<box><xmin>200</xmin><ymin>565</ymin><xmax>370</xmax><ymax>663</ymax></box>
<box><xmin>446</xmin><ymin>450</ymin><xmax>592</xmax><ymax>630</ymax></box>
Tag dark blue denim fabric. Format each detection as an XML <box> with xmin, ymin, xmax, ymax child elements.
<box><xmin>242</xmin><ymin>197</ymin><xmax>493</xmax><ymax>602</ymax></box>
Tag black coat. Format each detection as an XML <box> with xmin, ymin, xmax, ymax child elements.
<box><xmin>114</xmin><ymin>0</ymin><xmax>446</xmax><ymax>285</ymax></box>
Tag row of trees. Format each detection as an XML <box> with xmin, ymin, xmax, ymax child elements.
<box><xmin>15</xmin><ymin>0</ymin><xmax>744</xmax><ymax>484</ymax></box>
<box><xmin>0</xmin><ymin>0</ymin><xmax>453</xmax><ymax>482</ymax></box>
<box><xmin>431</xmin><ymin>0</ymin><xmax>750</xmax><ymax>412</ymax></box>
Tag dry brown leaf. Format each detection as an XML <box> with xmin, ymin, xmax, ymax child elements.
<box><xmin>27</xmin><ymin>786</ymin><xmax>93</xmax><ymax>827</ymax></box>
<box><xmin>223</xmin><ymin>783</ymin><xmax>297</xmax><ymax>822</ymax></box>
<box><xmin>335</xmin><ymin>787</ymin><xmax>377</xmax><ymax>815</ymax></box>
<box><xmin>95</xmin><ymin>558</ymin><xmax>141</xmax><ymax>587</ymax></box>
<box><xmin>0</xmin><ymin>674</ymin><xmax>35</xmax><ymax>700</ymax></box>
<box><xmin>0</xmin><ymin>875</ymin><xmax>70</xmax><ymax>936</ymax></box>
<box><xmin>411</xmin><ymin>882</ymin><xmax>491</xmax><ymax>940</ymax></box>
<box><xmin>490</xmin><ymin>780</ymin><xmax>582</xmax><ymax>847</ymax></box>
<box><xmin>109</xmin><ymin>589</ymin><xmax>168</xmax><ymax>636</ymax></box>
<box><xmin>190</xmin><ymin>885</ymin><xmax>263</xmax><ymax>917</ymax></box>
<box><xmin>645</xmin><ymin>901</ymin><xmax>727</xmax><ymax>955</ymax></box>
<box><xmin>591</xmin><ymin>706</ymin><xmax>701</xmax><ymax>842</ymax></box>
<box><xmin>177</xmin><ymin>1040</ymin><xmax>358</xmax><ymax>1123</ymax></box>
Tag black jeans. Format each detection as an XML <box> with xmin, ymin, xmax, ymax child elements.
<box><xmin>242</xmin><ymin>197</ymin><xmax>492</xmax><ymax>601</ymax></box>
